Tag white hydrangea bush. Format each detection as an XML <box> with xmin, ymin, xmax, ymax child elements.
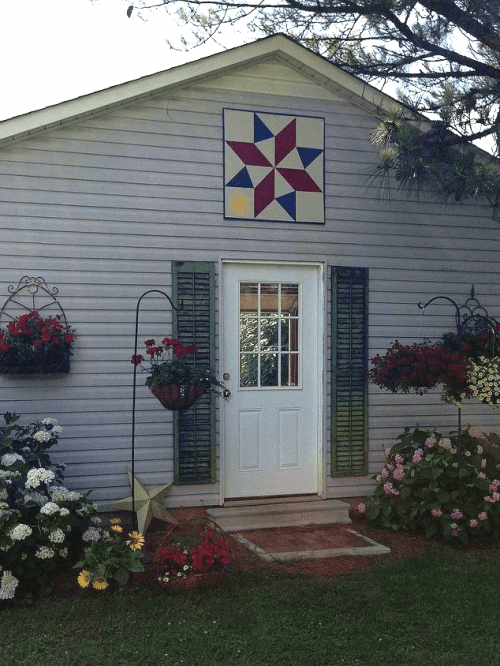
<box><xmin>0</xmin><ymin>412</ymin><xmax>98</xmax><ymax>600</ymax></box>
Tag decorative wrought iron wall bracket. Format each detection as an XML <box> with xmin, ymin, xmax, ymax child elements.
<box><xmin>0</xmin><ymin>276</ymin><xmax>72</xmax><ymax>375</ymax></box>
<box><xmin>418</xmin><ymin>285</ymin><xmax>496</xmax><ymax>348</ymax></box>
<box><xmin>0</xmin><ymin>276</ymin><xmax>68</xmax><ymax>327</ymax></box>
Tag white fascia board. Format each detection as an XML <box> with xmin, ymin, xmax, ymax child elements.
<box><xmin>0</xmin><ymin>35</ymin><xmax>403</xmax><ymax>145</ymax></box>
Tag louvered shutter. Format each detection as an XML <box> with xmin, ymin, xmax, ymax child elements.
<box><xmin>172</xmin><ymin>261</ymin><xmax>216</xmax><ymax>484</ymax></box>
<box><xmin>331</xmin><ymin>266</ymin><xmax>368</xmax><ymax>476</ymax></box>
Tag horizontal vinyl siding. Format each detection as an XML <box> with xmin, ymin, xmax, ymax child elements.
<box><xmin>0</xmin><ymin>77</ymin><xmax>498</xmax><ymax>508</ymax></box>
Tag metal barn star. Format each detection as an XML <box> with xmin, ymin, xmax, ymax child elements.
<box><xmin>112</xmin><ymin>469</ymin><xmax>178</xmax><ymax>535</ymax></box>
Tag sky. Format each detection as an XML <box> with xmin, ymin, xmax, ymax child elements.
<box><xmin>0</xmin><ymin>0</ymin><xmax>247</xmax><ymax>121</ymax></box>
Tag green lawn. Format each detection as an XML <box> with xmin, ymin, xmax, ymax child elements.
<box><xmin>2</xmin><ymin>546</ymin><xmax>499</xmax><ymax>666</ymax></box>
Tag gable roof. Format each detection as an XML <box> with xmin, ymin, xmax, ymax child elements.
<box><xmin>0</xmin><ymin>34</ymin><xmax>402</xmax><ymax>146</ymax></box>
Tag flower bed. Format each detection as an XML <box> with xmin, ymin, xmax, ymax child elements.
<box><xmin>0</xmin><ymin>412</ymin><xmax>97</xmax><ymax>601</ymax></box>
<box><xmin>360</xmin><ymin>426</ymin><xmax>500</xmax><ymax>544</ymax></box>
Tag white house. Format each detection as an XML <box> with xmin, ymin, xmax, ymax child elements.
<box><xmin>0</xmin><ymin>34</ymin><xmax>498</xmax><ymax>512</ymax></box>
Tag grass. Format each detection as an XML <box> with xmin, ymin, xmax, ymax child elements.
<box><xmin>2</xmin><ymin>545</ymin><xmax>499</xmax><ymax>666</ymax></box>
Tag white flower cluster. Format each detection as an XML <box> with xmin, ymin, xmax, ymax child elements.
<box><xmin>8</xmin><ymin>524</ymin><xmax>33</xmax><ymax>541</ymax></box>
<box><xmin>0</xmin><ymin>569</ymin><xmax>19</xmax><ymax>600</ymax></box>
<box><xmin>33</xmin><ymin>430</ymin><xmax>51</xmax><ymax>443</ymax></box>
<box><xmin>469</xmin><ymin>356</ymin><xmax>500</xmax><ymax>406</ymax></box>
<box><xmin>49</xmin><ymin>486</ymin><xmax>82</xmax><ymax>502</ymax></box>
<box><xmin>25</xmin><ymin>468</ymin><xmax>55</xmax><ymax>489</ymax></box>
<box><xmin>82</xmin><ymin>527</ymin><xmax>103</xmax><ymax>542</ymax></box>
<box><xmin>35</xmin><ymin>546</ymin><xmax>56</xmax><ymax>559</ymax></box>
<box><xmin>1</xmin><ymin>453</ymin><xmax>25</xmax><ymax>467</ymax></box>
<box><xmin>48</xmin><ymin>529</ymin><xmax>65</xmax><ymax>544</ymax></box>
<box><xmin>39</xmin><ymin>501</ymin><xmax>61</xmax><ymax>515</ymax></box>
<box><xmin>41</xmin><ymin>418</ymin><xmax>58</xmax><ymax>426</ymax></box>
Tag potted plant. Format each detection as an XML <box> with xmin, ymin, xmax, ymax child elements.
<box><xmin>0</xmin><ymin>310</ymin><xmax>76</xmax><ymax>375</ymax></box>
<box><xmin>152</xmin><ymin>518</ymin><xmax>231</xmax><ymax>591</ymax></box>
<box><xmin>131</xmin><ymin>337</ymin><xmax>224</xmax><ymax>410</ymax></box>
<box><xmin>75</xmin><ymin>517</ymin><xmax>145</xmax><ymax>591</ymax></box>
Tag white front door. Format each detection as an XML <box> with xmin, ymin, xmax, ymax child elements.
<box><xmin>222</xmin><ymin>262</ymin><xmax>322</xmax><ymax>499</ymax></box>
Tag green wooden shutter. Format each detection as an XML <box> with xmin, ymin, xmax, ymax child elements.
<box><xmin>172</xmin><ymin>261</ymin><xmax>216</xmax><ymax>484</ymax></box>
<box><xmin>331</xmin><ymin>266</ymin><xmax>368</xmax><ymax>476</ymax></box>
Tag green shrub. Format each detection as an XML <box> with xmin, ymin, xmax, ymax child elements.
<box><xmin>360</xmin><ymin>425</ymin><xmax>500</xmax><ymax>545</ymax></box>
<box><xmin>0</xmin><ymin>412</ymin><xmax>97</xmax><ymax>601</ymax></box>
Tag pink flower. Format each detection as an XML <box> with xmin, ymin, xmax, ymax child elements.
<box><xmin>431</xmin><ymin>509</ymin><xmax>443</xmax><ymax>518</ymax></box>
<box><xmin>478</xmin><ymin>472</ymin><xmax>486</xmax><ymax>480</ymax></box>
<box><xmin>450</xmin><ymin>509</ymin><xmax>463</xmax><ymax>520</ymax></box>
<box><xmin>469</xmin><ymin>519</ymin><xmax>478</xmax><ymax>528</ymax></box>
<box><xmin>451</xmin><ymin>529</ymin><xmax>460</xmax><ymax>537</ymax></box>
<box><xmin>492</xmin><ymin>492</ymin><xmax>500</xmax><ymax>503</ymax></box>
<box><xmin>412</xmin><ymin>449</ymin><xmax>424</xmax><ymax>464</ymax></box>
<box><xmin>481</xmin><ymin>458</ymin><xmax>487</xmax><ymax>469</ymax></box>
<box><xmin>357</xmin><ymin>502</ymin><xmax>366</xmax><ymax>514</ymax></box>
<box><xmin>383</xmin><ymin>482</ymin><xmax>394</xmax><ymax>496</ymax></box>
<box><xmin>439</xmin><ymin>438</ymin><xmax>452</xmax><ymax>451</ymax></box>
<box><xmin>478</xmin><ymin>512</ymin><xmax>488</xmax><ymax>521</ymax></box>
<box><xmin>425</xmin><ymin>437</ymin><xmax>436</xmax><ymax>448</ymax></box>
<box><xmin>394</xmin><ymin>454</ymin><xmax>404</xmax><ymax>465</ymax></box>
<box><xmin>393</xmin><ymin>466</ymin><xmax>405</xmax><ymax>481</ymax></box>
<box><xmin>384</xmin><ymin>447</ymin><xmax>392</xmax><ymax>459</ymax></box>
<box><xmin>381</xmin><ymin>467</ymin><xmax>389</xmax><ymax>479</ymax></box>
<box><xmin>490</xmin><ymin>480</ymin><xmax>500</xmax><ymax>492</ymax></box>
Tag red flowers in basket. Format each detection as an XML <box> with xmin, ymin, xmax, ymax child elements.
<box><xmin>0</xmin><ymin>310</ymin><xmax>76</xmax><ymax>373</ymax></box>
<box><xmin>155</xmin><ymin>529</ymin><xmax>231</xmax><ymax>585</ymax></box>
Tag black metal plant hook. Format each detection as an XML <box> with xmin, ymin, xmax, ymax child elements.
<box><xmin>130</xmin><ymin>290</ymin><xmax>182</xmax><ymax>532</ymax></box>
<box><xmin>417</xmin><ymin>295</ymin><xmax>462</xmax><ymax>337</ymax></box>
<box><xmin>416</xmin><ymin>286</ymin><xmax>496</xmax><ymax>443</ymax></box>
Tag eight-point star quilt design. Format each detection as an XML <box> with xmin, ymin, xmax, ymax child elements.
<box><xmin>224</xmin><ymin>109</ymin><xmax>325</xmax><ymax>224</ymax></box>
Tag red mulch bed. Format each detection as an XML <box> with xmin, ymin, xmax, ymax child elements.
<box><xmin>143</xmin><ymin>502</ymin><xmax>500</xmax><ymax>583</ymax></box>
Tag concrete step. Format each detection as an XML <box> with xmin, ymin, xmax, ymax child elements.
<box><xmin>207</xmin><ymin>499</ymin><xmax>351</xmax><ymax>532</ymax></box>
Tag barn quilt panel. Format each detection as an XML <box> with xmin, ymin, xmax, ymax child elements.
<box><xmin>223</xmin><ymin>109</ymin><xmax>325</xmax><ymax>224</ymax></box>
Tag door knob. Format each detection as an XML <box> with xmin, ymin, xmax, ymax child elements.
<box><xmin>223</xmin><ymin>389</ymin><xmax>231</xmax><ymax>398</ymax></box>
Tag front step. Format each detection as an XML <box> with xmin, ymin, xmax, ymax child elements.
<box><xmin>206</xmin><ymin>499</ymin><xmax>351</xmax><ymax>532</ymax></box>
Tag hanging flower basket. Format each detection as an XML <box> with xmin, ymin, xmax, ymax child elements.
<box><xmin>132</xmin><ymin>336</ymin><xmax>224</xmax><ymax>411</ymax></box>
<box><xmin>150</xmin><ymin>384</ymin><xmax>205</xmax><ymax>411</ymax></box>
<box><xmin>0</xmin><ymin>310</ymin><xmax>76</xmax><ymax>376</ymax></box>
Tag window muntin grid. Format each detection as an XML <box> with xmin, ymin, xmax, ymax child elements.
<box><xmin>239</xmin><ymin>282</ymin><xmax>300</xmax><ymax>388</ymax></box>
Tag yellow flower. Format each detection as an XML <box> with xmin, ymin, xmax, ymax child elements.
<box><xmin>92</xmin><ymin>578</ymin><xmax>109</xmax><ymax>590</ymax></box>
<box><xmin>126</xmin><ymin>531</ymin><xmax>145</xmax><ymax>551</ymax></box>
<box><xmin>109</xmin><ymin>517</ymin><xmax>122</xmax><ymax>525</ymax></box>
<box><xmin>111</xmin><ymin>524</ymin><xmax>123</xmax><ymax>533</ymax></box>
<box><xmin>77</xmin><ymin>570</ymin><xmax>90</xmax><ymax>588</ymax></box>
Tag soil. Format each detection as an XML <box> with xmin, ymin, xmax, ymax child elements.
<box><xmin>144</xmin><ymin>500</ymin><xmax>500</xmax><ymax>583</ymax></box>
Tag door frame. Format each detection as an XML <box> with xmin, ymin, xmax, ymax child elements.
<box><xmin>219</xmin><ymin>259</ymin><xmax>325</xmax><ymax>504</ymax></box>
